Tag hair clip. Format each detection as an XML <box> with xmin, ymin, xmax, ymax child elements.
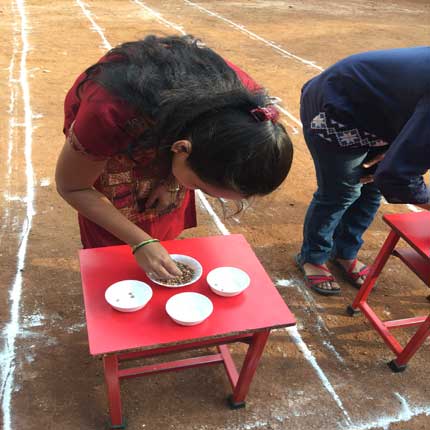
<box><xmin>250</xmin><ymin>105</ymin><xmax>280</xmax><ymax>123</ymax></box>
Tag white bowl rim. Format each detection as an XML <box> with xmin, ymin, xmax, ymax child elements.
<box><xmin>165</xmin><ymin>292</ymin><xmax>213</xmax><ymax>324</ymax></box>
<box><xmin>105</xmin><ymin>279</ymin><xmax>153</xmax><ymax>312</ymax></box>
<box><xmin>206</xmin><ymin>266</ymin><xmax>250</xmax><ymax>295</ymax></box>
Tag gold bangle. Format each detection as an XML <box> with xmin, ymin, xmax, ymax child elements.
<box><xmin>160</xmin><ymin>176</ymin><xmax>180</xmax><ymax>193</ymax></box>
<box><xmin>131</xmin><ymin>238</ymin><xmax>160</xmax><ymax>255</ymax></box>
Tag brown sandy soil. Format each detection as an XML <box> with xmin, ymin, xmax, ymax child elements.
<box><xmin>0</xmin><ymin>1</ymin><xmax>429</xmax><ymax>429</ymax></box>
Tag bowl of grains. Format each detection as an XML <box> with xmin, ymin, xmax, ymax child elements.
<box><xmin>147</xmin><ymin>254</ymin><xmax>203</xmax><ymax>288</ymax></box>
<box><xmin>105</xmin><ymin>280</ymin><xmax>153</xmax><ymax>312</ymax></box>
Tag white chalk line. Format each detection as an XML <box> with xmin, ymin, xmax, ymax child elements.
<box><xmin>322</xmin><ymin>341</ymin><xmax>345</xmax><ymax>365</ymax></box>
<box><xmin>196</xmin><ymin>193</ymin><xmax>230</xmax><ymax>235</ymax></box>
<box><xmin>277</xmin><ymin>105</ymin><xmax>302</xmax><ymax>128</ymax></box>
<box><xmin>75</xmin><ymin>0</ymin><xmax>111</xmax><ymax>51</ymax></box>
<box><xmin>0</xmin><ymin>8</ymin><xmax>19</xmax><ymax>396</ymax></box>
<box><xmin>2</xmin><ymin>22</ymin><xmax>18</xmax><ymax>236</ymax></box>
<box><xmin>1</xmin><ymin>1</ymin><xmax>36</xmax><ymax>429</ymax></box>
<box><xmin>133</xmin><ymin>0</ymin><xmax>186</xmax><ymax>34</ymax></box>
<box><xmin>183</xmin><ymin>0</ymin><xmax>324</xmax><ymax>72</ymax></box>
<box><xmin>296</xmin><ymin>283</ymin><xmax>348</xmax><ymax>364</ymax></box>
<box><xmin>287</xmin><ymin>326</ymin><xmax>353</xmax><ymax>426</ymax></box>
<box><xmin>276</xmin><ymin>278</ymin><xmax>346</xmax><ymax>366</ymax></box>
<box><xmin>345</xmin><ymin>393</ymin><xmax>430</xmax><ymax>430</ymax></box>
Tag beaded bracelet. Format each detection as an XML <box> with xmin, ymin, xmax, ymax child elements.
<box><xmin>131</xmin><ymin>238</ymin><xmax>160</xmax><ymax>255</ymax></box>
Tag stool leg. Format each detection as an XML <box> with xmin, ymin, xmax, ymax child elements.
<box><xmin>103</xmin><ymin>355</ymin><xmax>126</xmax><ymax>429</ymax></box>
<box><xmin>349</xmin><ymin>231</ymin><xmax>400</xmax><ymax>311</ymax></box>
<box><xmin>229</xmin><ymin>330</ymin><xmax>270</xmax><ymax>409</ymax></box>
<box><xmin>389</xmin><ymin>314</ymin><xmax>430</xmax><ymax>371</ymax></box>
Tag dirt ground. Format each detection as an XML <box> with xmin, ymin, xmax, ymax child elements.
<box><xmin>1</xmin><ymin>1</ymin><xmax>430</xmax><ymax>429</ymax></box>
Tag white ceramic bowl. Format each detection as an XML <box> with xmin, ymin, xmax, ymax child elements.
<box><xmin>206</xmin><ymin>267</ymin><xmax>250</xmax><ymax>297</ymax></box>
<box><xmin>147</xmin><ymin>254</ymin><xmax>203</xmax><ymax>288</ymax></box>
<box><xmin>105</xmin><ymin>280</ymin><xmax>153</xmax><ymax>312</ymax></box>
<box><xmin>165</xmin><ymin>292</ymin><xmax>213</xmax><ymax>326</ymax></box>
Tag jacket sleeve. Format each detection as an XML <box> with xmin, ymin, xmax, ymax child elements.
<box><xmin>374</xmin><ymin>93</ymin><xmax>430</xmax><ymax>204</ymax></box>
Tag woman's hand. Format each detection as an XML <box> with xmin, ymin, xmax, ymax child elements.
<box><xmin>134</xmin><ymin>241</ymin><xmax>182</xmax><ymax>279</ymax></box>
<box><xmin>360</xmin><ymin>152</ymin><xmax>386</xmax><ymax>184</ymax></box>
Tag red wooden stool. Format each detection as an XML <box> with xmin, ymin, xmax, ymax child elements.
<box><xmin>347</xmin><ymin>211</ymin><xmax>430</xmax><ymax>372</ymax></box>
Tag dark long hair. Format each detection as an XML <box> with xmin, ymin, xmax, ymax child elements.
<box><xmin>77</xmin><ymin>35</ymin><xmax>293</xmax><ymax>197</ymax></box>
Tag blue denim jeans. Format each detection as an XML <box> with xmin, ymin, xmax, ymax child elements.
<box><xmin>299</xmin><ymin>128</ymin><xmax>382</xmax><ymax>265</ymax></box>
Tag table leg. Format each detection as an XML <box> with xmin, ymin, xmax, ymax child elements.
<box><xmin>229</xmin><ymin>330</ymin><xmax>270</xmax><ymax>408</ymax></box>
<box><xmin>389</xmin><ymin>314</ymin><xmax>430</xmax><ymax>372</ymax></box>
<box><xmin>348</xmin><ymin>230</ymin><xmax>399</xmax><ymax>315</ymax></box>
<box><xmin>103</xmin><ymin>355</ymin><xmax>126</xmax><ymax>429</ymax></box>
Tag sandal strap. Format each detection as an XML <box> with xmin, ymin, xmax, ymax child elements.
<box><xmin>306</xmin><ymin>263</ymin><xmax>332</xmax><ymax>274</ymax></box>
<box><xmin>306</xmin><ymin>274</ymin><xmax>335</xmax><ymax>284</ymax></box>
<box><xmin>346</xmin><ymin>258</ymin><xmax>358</xmax><ymax>275</ymax></box>
<box><xmin>348</xmin><ymin>264</ymin><xmax>370</xmax><ymax>281</ymax></box>
<box><xmin>356</xmin><ymin>265</ymin><xmax>370</xmax><ymax>277</ymax></box>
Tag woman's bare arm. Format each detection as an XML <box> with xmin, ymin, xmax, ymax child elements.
<box><xmin>55</xmin><ymin>138</ymin><xmax>181</xmax><ymax>278</ymax></box>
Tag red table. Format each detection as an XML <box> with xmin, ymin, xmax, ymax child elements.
<box><xmin>79</xmin><ymin>234</ymin><xmax>296</xmax><ymax>429</ymax></box>
<box><xmin>347</xmin><ymin>212</ymin><xmax>430</xmax><ymax>372</ymax></box>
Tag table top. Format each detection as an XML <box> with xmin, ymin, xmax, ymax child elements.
<box><xmin>79</xmin><ymin>234</ymin><xmax>296</xmax><ymax>355</ymax></box>
<box><xmin>383</xmin><ymin>212</ymin><xmax>430</xmax><ymax>260</ymax></box>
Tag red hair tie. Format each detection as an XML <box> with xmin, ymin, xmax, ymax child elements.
<box><xmin>250</xmin><ymin>105</ymin><xmax>280</xmax><ymax>123</ymax></box>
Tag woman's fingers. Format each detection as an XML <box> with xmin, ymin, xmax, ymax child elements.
<box><xmin>151</xmin><ymin>265</ymin><xmax>176</xmax><ymax>280</ymax></box>
<box><xmin>162</xmin><ymin>256</ymin><xmax>183</xmax><ymax>277</ymax></box>
<box><xmin>148</xmin><ymin>259</ymin><xmax>181</xmax><ymax>279</ymax></box>
<box><xmin>362</xmin><ymin>153</ymin><xmax>385</xmax><ymax>168</ymax></box>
